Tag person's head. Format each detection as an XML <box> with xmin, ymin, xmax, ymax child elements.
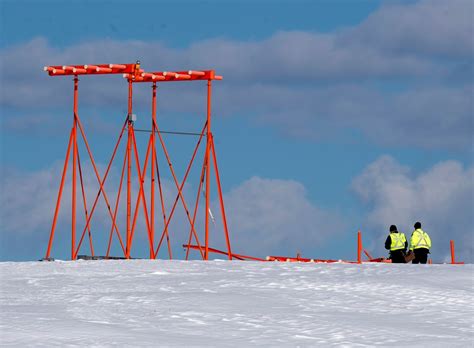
<box><xmin>414</xmin><ymin>221</ymin><xmax>421</xmax><ymax>229</ymax></box>
<box><xmin>389</xmin><ymin>225</ymin><xmax>398</xmax><ymax>233</ymax></box>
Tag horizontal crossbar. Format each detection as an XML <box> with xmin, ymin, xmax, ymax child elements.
<box><xmin>134</xmin><ymin>129</ymin><xmax>205</xmax><ymax>137</ymax></box>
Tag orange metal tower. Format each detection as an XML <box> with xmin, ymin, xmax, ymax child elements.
<box><xmin>43</xmin><ymin>62</ymin><xmax>232</xmax><ymax>260</ymax></box>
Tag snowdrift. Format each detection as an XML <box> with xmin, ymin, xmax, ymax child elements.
<box><xmin>1</xmin><ymin>260</ymin><xmax>472</xmax><ymax>346</ymax></box>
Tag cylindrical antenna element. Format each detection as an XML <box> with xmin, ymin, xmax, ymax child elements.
<box><xmin>109</xmin><ymin>64</ymin><xmax>127</xmax><ymax>69</ymax></box>
<box><xmin>175</xmin><ymin>73</ymin><xmax>191</xmax><ymax>79</ymax></box>
<box><xmin>96</xmin><ymin>67</ymin><xmax>113</xmax><ymax>73</ymax></box>
<box><xmin>188</xmin><ymin>70</ymin><xmax>205</xmax><ymax>76</ymax></box>
<box><xmin>163</xmin><ymin>72</ymin><xmax>178</xmax><ymax>78</ymax></box>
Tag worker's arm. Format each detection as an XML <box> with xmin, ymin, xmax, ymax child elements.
<box><xmin>384</xmin><ymin>235</ymin><xmax>391</xmax><ymax>250</ymax></box>
<box><xmin>409</xmin><ymin>231</ymin><xmax>415</xmax><ymax>251</ymax></box>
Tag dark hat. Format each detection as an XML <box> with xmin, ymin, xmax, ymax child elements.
<box><xmin>414</xmin><ymin>222</ymin><xmax>421</xmax><ymax>229</ymax></box>
<box><xmin>389</xmin><ymin>225</ymin><xmax>397</xmax><ymax>232</ymax></box>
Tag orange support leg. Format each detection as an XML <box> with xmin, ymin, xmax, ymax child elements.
<box><xmin>150</xmin><ymin>86</ymin><xmax>156</xmax><ymax>259</ymax></box>
<box><xmin>126</xmin><ymin>80</ymin><xmax>133</xmax><ymax>258</ymax></box>
<box><xmin>153</xmin><ymin>148</ymin><xmax>173</xmax><ymax>259</ymax></box>
<box><xmin>126</xmin><ymin>126</ymin><xmax>132</xmax><ymax>257</ymax></box>
<box><xmin>185</xmin><ymin>155</ymin><xmax>207</xmax><ymax>260</ymax></box>
<box><xmin>76</xmin><ymin>151</ymin><xmax>94</xmax><ymax>257</ymax></box>
<box><xmin>357</xmin><ymin>230</ymin><xmax>362</xmax><ymax>264</ymax></box>
<box><xmin>72</xmin><ymin>126</ymin><xmax>77</xmax><ymax>259</ymax></box>
<box><xmin>210</xmin><ymin>135</ymin><xmax>232</xmax><ymax>260</ymax></box>
<box><xmin>204</xmin><ymin>79</ymin><xmax>212</xmax><ymax>260</ymax></box>
<box><xmin>45</xmin><ymin>127</ymin><xmax>74</xmax><ymax>259</ymax></box>
<box><xmin>106</xmin><ymin>147</ymin><xmax>128</xmax><ymax>258</ymax></box>
<box><xmin>150</xmin><ymin>135</ymin><xmax>156</xmax><ymax>259</ymax></box>
<box><xmin>450</xmin><ymin>240</ymin><xmax>455</xmax><ymax>264</ymax></box>
<box><xmin>71</xmin><ymin>77</ymin><xmax>78</xmax><ymax>260</ymax></box>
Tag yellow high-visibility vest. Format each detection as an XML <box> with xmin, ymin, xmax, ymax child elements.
<box><xmin>410</xmin><ymin>229</ymin><xmax>431</xmax><ymax>250</ymax></box>
<box><xmin>390</xmin><ymin>232</ymin><xmax>407</xmax><ymax>251</ymax></box>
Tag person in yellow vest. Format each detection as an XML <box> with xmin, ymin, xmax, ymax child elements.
<box><xmin>410</xmin><ymin>222</ymin><xmax>432</xmax><ymax>264</ymax></box>
<box><xmin>384</xmin><ymin>225</ymin><xmax>407</xmax><ymax>263</ymax></box>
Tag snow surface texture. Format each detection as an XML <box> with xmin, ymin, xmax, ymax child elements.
<box><xmin>1</xmin><ymin>261</ymin><xmax>473</xmax><ymax>347</ymax></box>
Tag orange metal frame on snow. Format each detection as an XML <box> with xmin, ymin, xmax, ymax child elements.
<box><xmin>44</xmin><ymin>62</ymin><xmax>231</xmax><ymax>260</ymax></box>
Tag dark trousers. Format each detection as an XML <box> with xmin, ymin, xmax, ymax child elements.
<box><xmin>390</xmin><ymin>250</ymin><xmax>406</xmax><ymax>263</ymax></box>
<box><xmin>412</xmin><ymin>248</ymin><xmax>429</xmax><ymax>264</ymax></box>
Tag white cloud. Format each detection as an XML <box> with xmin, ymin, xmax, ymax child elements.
<box><xmin>0</xmin><ymin>163</ymin><xmax>347</xmax><ymax>260</ymax></box>
<box><xmin>352</xmin><ymin>156</ymin><xmax>474</xmax><ymax>262</ymax></box>
<box><xmin>1</xmin><ymin>1</ymin><xmax>472</xmax><ymax>150</ymax></box>
<box><xmin>0</xmin><ymin>159</ymin><xmax>191</xmax><ymax>259</ymax></box>
<box><xmin>233</xmin><ymin>83</ymin><xmax>473</xmax><ymax>149</ymax></box>
<box><xmin>222</xmin><ymin>176</ymin><xmax>346</xmax><ymax>257</ymax></box>
<box><xmin>347</xmin><ymin>0</ymin><xmax>473</xmax><ymax>58</ymax></box>
<box><xmin>3</xmin><ymin>156</ymin><xmax>471</xmax><ymax>262</ymax></box>
<box><xmin>0</xmin><ymin>162</ymin><xmax>125</xmax><ymax>242</ymax></box>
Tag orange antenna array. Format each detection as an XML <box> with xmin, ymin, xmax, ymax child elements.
<box><xmin>43</xmin><ymin>61</ymin><xmax>232</xmax><ymax>261</ymax></box>
<box><xmin>44</xmin><ymin>63</ymin><xmax>140</xmax><ymax>76</ymax></box>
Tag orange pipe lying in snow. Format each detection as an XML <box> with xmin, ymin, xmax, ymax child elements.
<box><xmin>184</xmin><ymin>245</ymin><xmax>266</xmax><ymax>261</ymax></box>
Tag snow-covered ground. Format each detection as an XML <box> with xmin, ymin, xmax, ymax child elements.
<box><xmin>1</xmin><ymin>260</ymin><xmax>472</xmax><ymax>347</ymax></box>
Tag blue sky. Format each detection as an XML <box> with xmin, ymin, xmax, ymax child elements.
<box><xmin>0</xmin><ymin>0</ymin><xmax>472</xmax><ymax>262</ymax></box>
<box><xmin>0</xmin><ymin>1</ymin><xmax>382</xmax><ymax>47</ymax></box>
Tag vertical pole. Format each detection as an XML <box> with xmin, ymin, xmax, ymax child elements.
<box><xmin>357</xmin><ymin>230</ymin><xmax>362</xmax><ymax>264</ymax></box>
<box><xmin>126</xmin><ymin>79</ymin><xmax>133</xmax><ymax>258</ymax></box>
<box><xmin>71</xmin><ymin>76</ymin><xmax>78</xmax><ymax>260</ymax></box>
<box><xmin>205</xmin><ymin>78</ymin><xmax>212</xmax><ymax>260</ymax></box>
<box><xmin>450</xmin><ymin>240</ymin><xmax>455</xmax><ymax>264</ymax></box>
<box><xmin>150</xmin><ymin>83</ymin><xmax>156</xmax><ymax>259</ymax></box>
